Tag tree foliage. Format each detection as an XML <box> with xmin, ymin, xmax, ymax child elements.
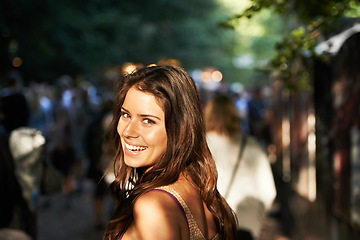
<box><xmin>220</xmin><ymin>0</ymin><xmax>360</xmax><ymax>91</ymax></box>
<box><xmin>0</xmin><ymin>0</ymin><xmax>237</xmax><ymax>83</ymax></box>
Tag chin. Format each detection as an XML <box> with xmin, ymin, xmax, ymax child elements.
<box><xmin>124</xmin><ymin>159</ymin><xmax>142</xmax><ymax>169</ymax></box>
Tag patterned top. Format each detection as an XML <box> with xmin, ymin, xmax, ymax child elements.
<box><xmin>155</xmin><ymin>186</ymin><xmax>219</xmax><ymax>240</ymax></box>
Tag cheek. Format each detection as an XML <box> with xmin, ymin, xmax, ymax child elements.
<box><xmin>148</xmin><ymin>129</ymin><xmax>167</xmax><ymax>148</ymax></box>
<box><xmin>117</xmin><ymin>120</ymin><xmax>124</xmax><ymax>136</ymax></box>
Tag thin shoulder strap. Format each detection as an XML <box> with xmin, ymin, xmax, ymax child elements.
<box><xmin>153</xmin><ymin>187</ymin><xmax>188</xmax><ymax>223</ymax></box>
<box><xmin>154</xmin><ymin>186</ymin><xmax>206</xmax><ymax>239</ymax></box>
<box><xmin>224</xmin><ymin>134</ymin><xmax>248</xmax><ymax>199</ymax></box>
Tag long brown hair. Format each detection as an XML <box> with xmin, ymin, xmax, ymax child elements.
<box><xmin>103</xmin><ymin>65</ymin><xmax>236</xmax><ymax>240</ymax></box>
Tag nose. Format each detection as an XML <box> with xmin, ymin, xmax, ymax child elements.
<box><xmin>122</xmin><ymin>120</ymin><xmax>139</xmax><ymax>138</ymax></box>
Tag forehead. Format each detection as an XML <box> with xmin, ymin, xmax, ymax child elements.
<box><xmin>122</xmin><ymin>87</ymin><xmax>164</xmax><ymax>115</ymax></box>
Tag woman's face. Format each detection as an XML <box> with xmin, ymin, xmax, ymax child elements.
<box><xmin>117</xmin><ymin>86</ymin><xmax>168</xmax><ymax>169</ymax></box>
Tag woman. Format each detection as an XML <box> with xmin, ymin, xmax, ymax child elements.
<box><xmin>103</xmin><ymin>65</ymin><xmax>237</xmax><ymax>240</ymax></box>
<box><xmin>204</xmin><ymin>95</ymin><xmax>277</xmax><ymax>240</ymax></box>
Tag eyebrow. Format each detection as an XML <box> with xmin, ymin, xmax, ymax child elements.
<box><xmin>121</xmin><ymin>107</ymin><xmax>162</xmax><ymax>120</ymax></box>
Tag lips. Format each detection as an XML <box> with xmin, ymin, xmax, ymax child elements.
<box><xmin>125</xmin><ymin>143</ymin><xmax>148</xmax><ymax>152</ymax></box>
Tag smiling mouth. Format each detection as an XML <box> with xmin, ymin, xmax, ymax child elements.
<box><xmin>125</xmin><ymin>143</ymin><xmax>148</xmax><ymax>152</ymax></box>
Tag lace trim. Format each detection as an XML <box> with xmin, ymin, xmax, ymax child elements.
<box><xmin>155</xmin><ymin>186</ymin><xmax>206</xmax><ymax>240</ymax></box>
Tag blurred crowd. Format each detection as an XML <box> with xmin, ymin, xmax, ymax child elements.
<box><xmin>0</xmin><ymin>69</ymin><xmax>284</xmax><ymax>240</ymax></box>
<box><xmin>0</xmin><ymin>72</ymin><xmax>116</xmax><ymax>240</ymax></box>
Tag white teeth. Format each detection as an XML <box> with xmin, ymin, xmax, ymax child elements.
<box><xmin>125</xmin><ymin>143</ymin><xmax>147</xmax><ymax>152</ymax></box>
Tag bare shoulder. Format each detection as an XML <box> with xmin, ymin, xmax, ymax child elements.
<box><xmin>133</xmin><ymin>189</ymin><xmax>185</xmax><ymax>240</ymax></box>
<box><xmin>133</xmin><ymin>190</ymin><xmax>176</xmax><ymax>218</ymax></box>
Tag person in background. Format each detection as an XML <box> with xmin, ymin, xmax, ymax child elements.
<box><xmin>48</xmin><ymin>88</ymin><xmax>76</xmax><ymax>208</ymax></box>
<box><xmin>27</xmin><ymin>82</ymin><xmax>53</xmax><ymax>140</ymax></box>
<box><xmin>247</xmin><ymin>85</ymin><xmax>272</xmax><ymax>150</ymax></box>
<box><xmin>0</xmin><ymin>127</ymin><xmax>37</xmax><ymax>240</ymax></box>
<box><xmin>103</xmin><ymin>65</ymin><xmax>237</xmax><ymax>240</ymax></box>
<box><xmin>86</xmin><ymin>97</ymin><xmax>115</xmax><ymax>229</ymax></box>
<box><xmin>0</xmin><ymin>77</ymin><xmax>30</xmax><ymax>134</ymax></box>
<box><xmin>0</xmin><ymin>75</ymin><xmax>38</xmax><ymax>240</ymax></box>
<box><xmin>204</xmin><ymin>94</ymin><xmax>277</xmax><ymax>240</ymax></box>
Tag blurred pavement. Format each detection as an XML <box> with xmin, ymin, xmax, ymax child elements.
<box><xmin>37</xmin><ymin>179</ymin><xmax>113</xmax><ymax>240</ymax></box>
<box><xmin>37</xmin><ymin>179</ymin><xmax>290</xmax><ymax>240</ymax></box>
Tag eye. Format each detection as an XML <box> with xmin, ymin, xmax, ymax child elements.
<box><xmin>120</xmin><ymin>111</ymin><xmax>130</xmax><ymax>119</ymax></box>
<box><xmin>143</xmin><ymin>118</ymin><xmax>156</xmax><ymax>125</ymax></box>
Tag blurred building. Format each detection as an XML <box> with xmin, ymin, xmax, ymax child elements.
<box><xmin>269</xmin><ymin>20</ymin><xmax>360</xmax><ymax>239</ymax></box>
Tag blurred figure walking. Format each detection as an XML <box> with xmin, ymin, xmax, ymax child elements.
<box><xmin>47</xmin><ymin>88</ymin><xmax>76</xmax><ymax>208</ymax></box>
<box><xmin>0</xmin><ymin>76</ymin><xmax>39</xmax><ymax>239</ymax></box>
<box><xmin>205</xmin><ymin>94</ymin><xmax>277</xmax><ymax>240</ymax></box>
<box><xmin>86</xmin><ymin>97</ymin><xmax>115</xmax><ymax>229</ymax></box>
<box><xmin>0</xmin><ymin>76</ymin><xmax>30</xmax><ymax>134</ymax></box>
